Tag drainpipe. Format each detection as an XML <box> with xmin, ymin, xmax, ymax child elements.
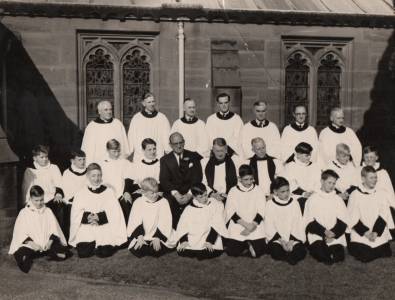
<box><xmin>177</xmin><ymin>21</ymin><xmax>185</xmax><ymax>118</ymax></box>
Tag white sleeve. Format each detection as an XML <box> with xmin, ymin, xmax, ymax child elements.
<box><xmin>161</xmin><ymin>116</ymin><xmax>171</xmax><ymax>153</ymax></box>
<box><xmin>81</xmin><ymin>124</ymin><xmax>95</xmax><ymax>164</ymax></box>
<box><xmin>349</xmin><ymin>130</ymin><xmax>362</xmax><ymax>166</ymax></box>
<box><xmin>119</xmin><ymin>122</ymin><xmax>130</xmax><ymax>157</ymax></box>
<box><xmin>127</xmin><ymin>117</ymin><xmax>136</xmax><ymax>155</ymax></box>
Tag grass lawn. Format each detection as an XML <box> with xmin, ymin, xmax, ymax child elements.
<box><xmin>1</xmin><ymin>244</ymin><xmax>395</xmax><ymax>299</ymax></box>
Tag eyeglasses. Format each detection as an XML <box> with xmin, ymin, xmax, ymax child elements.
<box><xmin>171</xmin><ymin>141</ymin><xmax>185</xmax><ymax>145</ymax></box>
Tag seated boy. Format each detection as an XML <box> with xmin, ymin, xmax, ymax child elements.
<box><xmin>62</xmin><ymin>149</ymin><xmax>87</xmax><ymax>238</ymax></box>
<box><xmin>360</xmin><ymin>146</ymin><xmax>395</xmax><ymax>236</ymax></box>
<box><xmin>9</xmin><ymin>185</ymin><xmax>69</xmax><ymax>273</ymax></box>
<box><xmin>224</xmin><ymin>164</ymin><xmax>266</xmax><ymax>258</ymax></box>
<box><xmin>100</xmin><ymin>139</ymin><xmax>135</xmax><ymax>223</ymax></box>
<box><xmin>265</xmin><ymin>177</ymin><xmax>306</xmax><ymax>265</ymax></box>
<box><xmin>282</xmin><ymin>142</ymin><xmax>321</xmax><ymax>213</ymax></box>
<box><xmin>176</xmin><ymin>183</ymin><xmax>227</xmax><ymax>260</ymax></box>
<box><xmin>348</xmin><ymin>166</ymin><xmax>392</xmax><ymax>262</ymax></box>
<box><xmin>304</xmin><ymin>170</ymin><xmax>348</xmax><ymax>265</ymax></box>
<box><xmin>22</xmin><ymin>145</ymin><xmax>64</xmax><ymax>226</ymax></box>
<box><xmin>130</xmin><ymin>138</ymin><xmax>160</xmax><ymax>184</ymax></box>
<box><xmin>127</xmin><ymin>177</ymin><xmax>173</xmax><ymax>258</ymax></box>
<box><xmin>326</xmin><ymin>143</ymin><xmax>359</xmax><ymax>204</ymax></box>
<box><xmin>69</xmin><ymin>163</ymin><xmax>127</xmax><ymax>258</ymax></box>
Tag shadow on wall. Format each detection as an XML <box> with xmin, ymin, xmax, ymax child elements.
<box><xmin>358</xmin><ymin>30</ymin><xmax>395</xmax><ymax>182</ymax></box>
<box><xmin>0</xmin><ymin>22</ymin><xmax>83</xmax><ymax>172</ymax></box>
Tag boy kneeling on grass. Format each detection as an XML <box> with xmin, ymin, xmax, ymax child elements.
<box><xmin>304</xmin><ymin>170</ymin><xmax>348</xmax><ymax>265</ymax></box>
<box><xmin>265</xmin><ymin>177</ymin><xmax>306</xmax><ymax>265</ymax></box>
<box><xmin>175</xmin><ymin>183</ymin><xmax>228</xmax><ymax>260</ymax></box>
<box><xmin>224</xmin><ymin>164</ymin><xmax>266</xmax><ymax>258</ymax></box>
<box><xmin>127</xmin><ymin>177</ymin><xmax>174</xmax><ymax>257</ymax></box>
<box><xmin>9</xmin><ymin>185</ymin><xmax>70</xmax><ymax>273</ymax></box>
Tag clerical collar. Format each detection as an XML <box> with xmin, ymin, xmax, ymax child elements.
<box><xmin>272</xmin><ymin>196</ymin><xmax>293</xmax><ymax>206</ymax></box>
<box><xmin>88</xmin><ymin>185</ymin><xmax>107</xmax><ymax>194</ymax></box>
<box><xmin>69</xmin><ymin>165</ymin><xmax>87</xmax><ymax>176</ymax></box>
<box><xmin>216</xmin><ymin>111</ymin><xmax>234</xmax><ymax>120</ymax></box>
<box><xmin>94</xmin><ymin>117</ymin><xmax>113</xmax><ymax>124</ymax></box>
<box><xmin>191</xmin><ymin>198</ymin><xmax>210</xmax><ymax>208</ymax></box>
<box><xmin>251</xmin><ymin>119</ymin><xmax>269</xmax><ymax>128</ymax></box>
<box><xmin>252</xmin><ymin>154</ymin><xmax>270</xmax><ymax>161</ymax></box>
<box><xmin>237</xmin><ymin>184</ymin><xmax>255</xmax><ymax>192</ymax></box>
<box><xmin>181</xmin><ymin>116</ymin><xmax>198</xmax><ymax>124</ymax></box>
<box><xmin>141</xmin><ymin>110</ymin><xmax>158</xmax><ymax>118</ymax></box>
<box><xmin>291</xmin><ymin>122</ymin><xmax>308</xmax><ymax>132</ymax></box>
<box><xmin>329</xmin><ymin>123</ymin><xmax>346</xmax><ymax>134</ymax></box>
<box><xmin>142</xmin><ymin>158</ymin><xmax>158</xmax><ymax>165</ymax></box>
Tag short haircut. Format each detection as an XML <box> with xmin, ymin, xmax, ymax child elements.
<box><xmin>190</xmin><ymin>183</ymin><xmax>207</xmax><ymax>197</ymax></box>
<box><xmin>97</xmin><ymin>100</ymin><xmax>111</xmax><ymax>111</ymax></box>
<box><xmin>30</xmin><ymin>185</ymin><xmax>44</xmax><ymax>198</ymax></box>
<box><xmin>169</xmin><ymin>132</ymin><xmax>184</xmax><ymax>143</ymax></box>
<box><xmin>216</xmin><ymin>93</ymin><xmax>230</xmax><ymax>102</ymax></box>
<box><xmin>253</xmin><ymin>100</ymin><xmax>267</xmax><ymax>107</ymax></box>
<box><xmin>106</xmin><ymin>139</ymin><xmax>121</xmax><ymax>150</ymax></box>
<box><xmin>293</xmin><ymin>104</ymin><xmax>307</xmax><ymax>113</ymax></box>
<box><xmin>140</xmin><ymin>177</ymin><xmax>159</xmax><ymax>192</ymax></box>
<box><xmin>87</xmin><ymin>163</ymin><xmax>102</xmax><ymax>173</ymax></box>
<box><xmin>251</xmin><ymin>137</ymin><xmax>265</xmax><ymax>146</ymax></box>
<box><xmin>238</xmin><ymin>164</ymin><xmax>253</xmax><ymax>177</ymax></box>
<box><xmin>32</xmin><ymin>145</ymin><xmax>49</xmax><ymax>157</ymax></box>
<box><xmin>270</xmin><ymin>177</ymin><xmax>289</xmax><ymax>192</ymax></box>
<box><xmin>70</xmin><ymin>149</ymin><xmax>86</xmax><ymax>159</ymax></box>
<box><xmin>336</xmin><ymin>143</ymin><xmax>350</xmax><ymax>154</ymax></box>
<box><xmin>330</xmin><ymin>107</ymin><xmax>343</xmax><ymax>116</ymax></box>
<box><xmin>363</xmin><ymin>145</ymin><xmax>379</xmax><ymax>156</ymax></box>
<box><xmin>321</xmin><ymin>169</ymin><xmax>339</xmax><ymax>181</ymax></box>
<box><xmin>143</xmin><ymin>92</ymin><xmax>154</xmax><ymax>100</ymax></box>
<box><xmin>142</xmin><ymin>138</ymin><xmax>156</xmax><ymax>150</ymax></box>
<box><xmin>184</xmin><ymin>97</ymin><xmax>194</xmax><ymax>103</ymax></box>
<box><xmin>361</xmin><ymin>165</ymin><xmax>376</xmax><ymax>177</ymax></box>
<box><xmin>213</xmin><ymin>137</ymin><xmax>227</xmax><ymax>147</ymax></box>
<box><xmin>295</xmin><ymin>142</ymin><xmax>313</xmax><ymax>154</ymax></box>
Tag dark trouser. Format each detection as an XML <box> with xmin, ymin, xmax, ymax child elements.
<box><xmin>118</xmin><ymin>198</ymin><xmax>133</xmax><ymax>225</ymax></box>
<box><xmin>225</xmin><ymin>238</ymin><xmax>266</xmax><ymax>258</ymax></box>
<box><xmin>129</xmin><ymin>244</ymin><xmax>171</xmax><ymax>258</ymax></box>
<box><xmin>177</xmin><ymin>249</ymin><xmax>223</xmax><ymax>260</ymax></box>
<box><xmin>62</xmin><ymin>203</ymin><xmax>72</xmax><ymax>240</ymax></box>
<box><xmin>348</xmin><ymin>242</ymin><xmax>392</xmax><ymax>263</ymax></box>
<box><xmin>46</xmin><ymin>200</ymin><xmax>66</xmax><ymax>233</ymax></box>
<box><xmin>166</xmin><ymin>196</ymin><xmax>187</xmax><ymax>229</ymax></box>
<box><xmin>14</xmin><ymin>240</ymin><xmax>70</xmax><ymax>273</ymax></box>
<box><xmin>268</xmin><ymin>242</ymin><xmax>306</xmax><ymax>265</ymax></box>
<box><xmin>308</xmin><ymin>241</ymin><xmax>345</xmax><ymax>265</ymax></box>
<box><xmin>76</xmin><ymin>242</ymin><xmax>115</xmax><ymax>258</ymax></box>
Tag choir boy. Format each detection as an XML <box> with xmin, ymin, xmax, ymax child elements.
<box><xmin>128</xmin><ymin>93</ymin><xmax>171</xmax><ymax>161</ymax></box>
<box><xmin>130</xmin><ymin>138</ymin><xmax>160</xmax><ymax>185</ymax></box>
<box><xmin>304</xmin><ymin>170</ymin><xmax>348</xmax><ymax>265</ymax></box>
<box><xmin>69</xmin><ymin>163</ymin><xmax>127</xmax><ymax>258</ymax></box>
<box><xmin>280</xmin><ymin>105</ymin><xmax>319</xmax><ymax>162</ymax></box>
<box><xmin>248</xmin><ymin>137</ymin><xmax>283</xmax><ymax>197</ymax></box>
<box><xmin>348</xmin><ymin>166</ymin><xmax>392</xmax><ymax>262</ymax></box>
<box><xmin>265</xmin><ymin>177</ymin><xmax>306</xmax><ymax>265</ymax></box>
<box><xmin>205</xmin><ymin>93</ymin><xmax>243</xmax><ymax>156</ymax></box>
<box><xmin>127</xmin><ymin>177</ymin><xmax>174</xmax><ymax>258</ymax></box>
<box><xmin>225</xmin><ymin>164</ymin><xmax>266</xmax><ymax>258</ymax></box>
<box><xmin>81</xmin><ymin>100</ymin><xmax>129</xmax><ymax>164</ymax></box>
<box><xmin>9</xmin><ymin>185</ymin><xmax>70</xmax><ymax>273</ymax></box>
<box><xmin>319</xmin><ymin>107</ymin><xmax>362</xmax><ymax>166</ymax></box>
<box><xmin>171</xmin><ymin>98</ymin><xmax>210</xmax><ymax>157</ymax></box>
<box><xmin>241</xmin><ymin>101</ymin><xmax>281</xmax><ymax>159</ymax></box>
<box><xmin>176</xmin><ymin>183</ymin><xmax>227</xmax><ymax>260</ymax></box>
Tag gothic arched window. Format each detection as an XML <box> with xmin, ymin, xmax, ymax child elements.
<box><xmin>285</xmin><ymin>52</ymin><xmax>310</xmax><ymax>125</ymax></box>
<box><xmin>121</xmin><ymin>47</ymin><xmax>151</xmax><ymax>127</ymax></box>
<box><xmin>85</xmin><ymin>48</ymin><xmax>114</xmax><ymax>123</ymax></box>
<box><xmin>316</xmin><ymin>53</ymin><xmax>342</xmax><ymax>128</ymax></box>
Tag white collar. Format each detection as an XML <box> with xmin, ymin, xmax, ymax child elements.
<box><xmin>71</xmin><ymin>164</ymin><xmax>86</xmax><ymax>174</ymax></box>
<box><xmin>359</xmin><ymin>184</ymin><xmax>376</xmax><ymax>194</ymax></box>
<box><xmin>362</xmin><ymin>162</ymin><xmax>380</xmax><ymax>170</ymax></box>
<box><xmin>237</xmin><ymin>184</ymin><xmax>255</xmax><ymax>192</ymax></box>
<box><xmin>33</xmin><ymin>161</ymin><xmax>50</xmax><ymax>170</ymax></box>
<box><xmin>192</xmin><ymin>198</ymin><xmax>210</xmax><ymax>207</ymax></box>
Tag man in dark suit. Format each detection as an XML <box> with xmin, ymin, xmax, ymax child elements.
<box><xmin>160</xmin><ymin>132</ymin><xmax>203</xmax><ymax>228</ymax></box>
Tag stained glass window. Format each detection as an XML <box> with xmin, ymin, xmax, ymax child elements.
<box><xmin>285</xmin><ymin>52</ymin><xmax>310</xmax><ymax>125</ymax></box>
<box><xmin>122</xmin><ymin>48</ymin><xmax>151</xmax><ymax>127</ymax></box>
<box><xmin>316</xmin><ymin>53</ymin><xmax>342</xmax><ymax>128</ymax></box>
<box><xmin>85</xmin><ymin>48</ymin><xmax>114</xmax><ymax>123</ymax></box>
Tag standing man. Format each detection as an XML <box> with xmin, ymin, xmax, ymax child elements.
<box><xmin>128</xmin><ymin>93</ymin><xmax>171</xmax><ymax>161</ymax></box>
<box><xmin>280</xmin><ymin>105</ymin><xmax>319</xmax><ymax>163</ymax></box>
<box><xmin>241</xmin><ymin>101</ymin><xmax>281</xmax><ymax>160</ymax></box>
<box><xmin>171</xmin><ymin>98</ymin><xmax>209</xmax><ymax>157</ymax></box>
<box><xmin>319</xmin><ymin>107</ymin><xmax>362</xmax><ymax>166</ymax></box>
<box><xmin>81</xmin><ymin>100</ymin><xmax>130</xmax><ymax>164</ymax></box>
<box><xmin>206</xmin><ymin>93</ymin><xmax>243</xmax><ymax>156</ymax></box>
<box><xmin>159</xmin><ymin>132</ymin><xmax>203</xmax><ymax>228</ymax></box>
